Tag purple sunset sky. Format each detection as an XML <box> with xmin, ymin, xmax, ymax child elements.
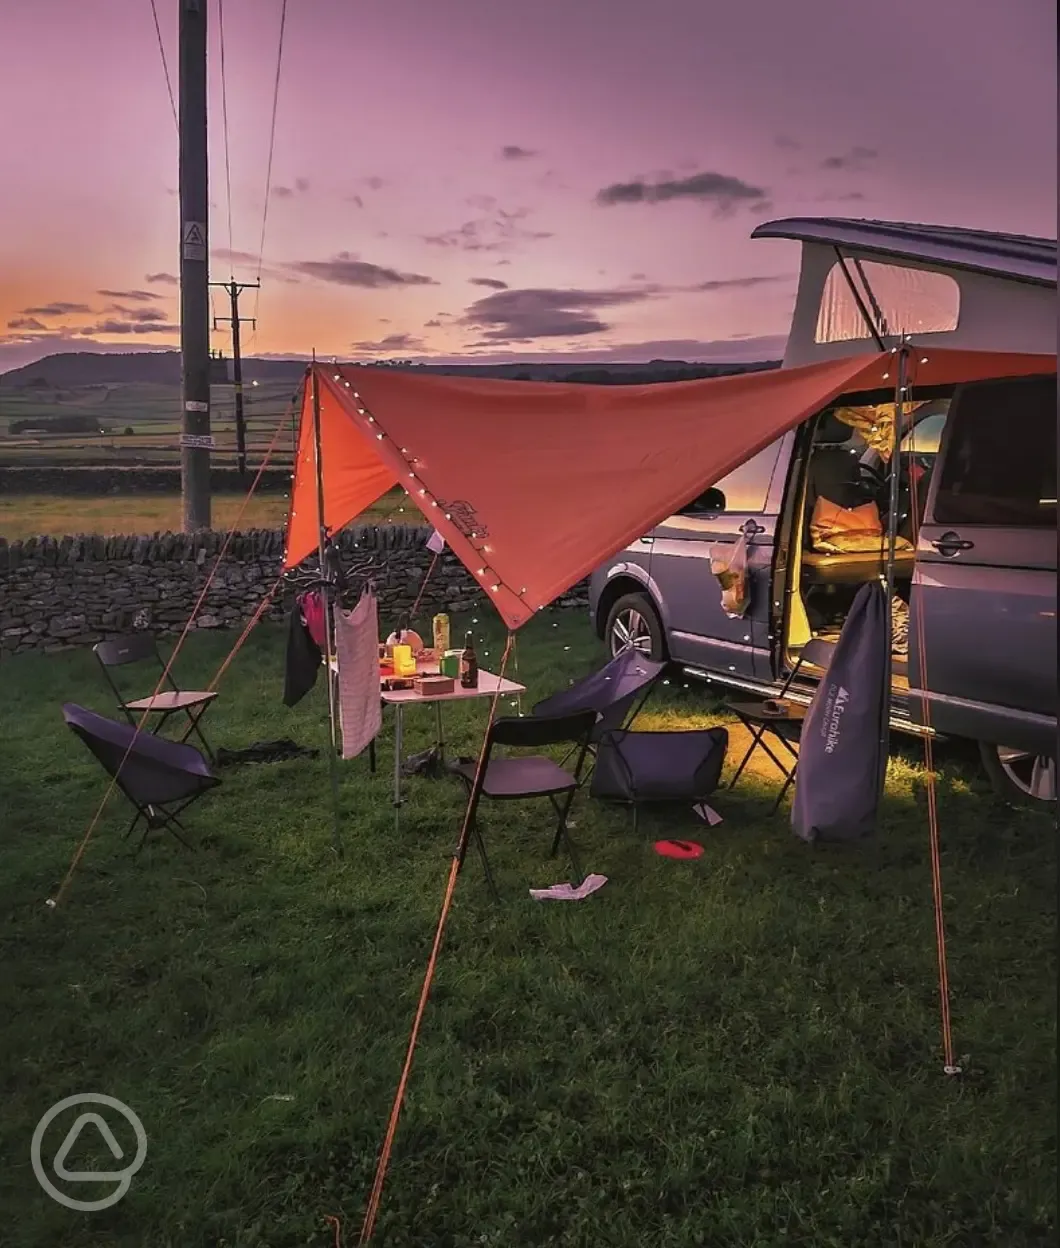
<box><xmin>0</xmin><ymin>0</ymin><xmax>1055</xmax><ymax>371</ymax></box>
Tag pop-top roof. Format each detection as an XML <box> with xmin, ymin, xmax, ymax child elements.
<box><xmin>752</xmin><ymin>217</ymin><xmax>1057</xmax><ymax>287</ymax></box>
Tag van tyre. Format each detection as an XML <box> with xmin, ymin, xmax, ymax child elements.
<box><xmin>605</xmin><ymin>592</ymin><xmax>666</xmax><ymax>662</ymax></box>
<box><xmin>978</xmin><ymin>741</ymin><xmax>1057</xmax><ymax>807</ymax></box>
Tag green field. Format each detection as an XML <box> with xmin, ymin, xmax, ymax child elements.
<box><xmin>0</xmin><ymin>613</ymin><xmax>1054</xmax><ymax>1246</ymax></box>
<box><xmin>0</xmin><ymin>381</ymin><xmax>298</xmax><ymax>468</ymax></box>
<box><xmin>0</xmin><ymin>489</ymin><xmax>421</xmax><ymax>540</ymax></box>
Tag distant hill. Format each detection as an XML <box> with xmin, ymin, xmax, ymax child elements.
<box><xmin>0</xmin><ymin>352</ymin><xmax>305</xmax><ymax>389</ymax></box>
<box><xmin>0</xmin><ymin>350</ymin><xmax>781</xmax><ymax>390</ymax></box>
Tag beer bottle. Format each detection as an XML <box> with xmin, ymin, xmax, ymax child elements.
<box><xmin>459</xmin><ymin>630</ymin><xmax>479</xmax><ymax>688</ymax></box>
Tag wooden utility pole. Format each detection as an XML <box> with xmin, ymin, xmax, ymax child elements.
<box><xmin>210</xmin><ymin>278</ymin><xmax>259</xmax><ymax>478</ymax></box>
<box><xmin>179</xmin><ymin>0</ymin><xmax>211</xmax><ymax>530</ymax></box>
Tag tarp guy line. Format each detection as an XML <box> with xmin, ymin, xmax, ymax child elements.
<box><xmin>49</xmin><ymin>398</ymin><xmax>296</xmax><ymax>908</ymax></box>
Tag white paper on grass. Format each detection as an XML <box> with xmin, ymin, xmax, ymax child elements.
<box><xmin>529</xmin><ymin>873</ymin><xmax>607</xmax><ymax>901</ymax></box>
<box><xmin>693</xmin><ymin>802</ymin><xmax>723</xmax><ymax>825</ymax></box>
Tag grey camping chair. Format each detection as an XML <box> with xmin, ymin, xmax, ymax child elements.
<box><xmin>94</xmin><ymin>634</ymin><xmax>218</xmax><ymax>762</ymax></box>
<box><xmin>589</xmin><ymin>724</ymin><xmax>730</xmax><ymax>836</ymax></box>
<box><xmin>531</xmin><ymin>647</ymin><xmax>667</xmax><ymax>783</ymax></box>
<box><xmin>449</xmin><ymin>709</ymin><xmax>598</xmax><ymax>901</ymax></box>
<box><xmin>63</xmin><ymin>702</ymin><xmax>220</xmax><ymax>852</ymax></box>
<box><xmin>723</xmin><ymin>637</ymin><xmax>837</xmax><ymax>813</ymax></box>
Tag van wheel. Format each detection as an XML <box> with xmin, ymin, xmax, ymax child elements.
<box><xmin>978</xmin><ymin>742</ymin><xmax>1057</xmax><ymax>806</ymax></box>
<box><xmin>605</xmin><ymin>592</ymin><xmax>666</xmax><ymax>662</ymax></box>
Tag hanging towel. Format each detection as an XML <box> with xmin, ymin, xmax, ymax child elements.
<box><xmin>334</xmin><ymin>589</ymin><xmax>383</xmax><ymax>760</ymax></box>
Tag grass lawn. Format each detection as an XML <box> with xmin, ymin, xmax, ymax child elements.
<box><xmin>0</xmin><ymin>613</ymin><xmax>1054</xmax><ymax>1247</ymax></box>
<box><xmin>0</xmin><ymin>490</ymin><xmax>421</xmax><ymax>540</ymax></box>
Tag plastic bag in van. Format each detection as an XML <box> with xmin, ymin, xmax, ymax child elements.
<box><xmin>710</xmin><ymin>533</ymin><xmax>750</xmax><ymax>617</ymax></box>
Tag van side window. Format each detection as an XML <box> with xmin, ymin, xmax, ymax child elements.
<box><xmin>933</xmin><ymin>376</ymin><xmax>1057</xmax><ymax>528</ymax></box>
<box><xmin>679</xmin><ymin>439</ymin><xmax>785</xmax><ymax>515</ymax></box>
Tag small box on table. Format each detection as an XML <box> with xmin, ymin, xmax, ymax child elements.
<box><xmin>414</xmin><ymin>674</ymin><xmax>454</xmax><ymax>696</ymax></box>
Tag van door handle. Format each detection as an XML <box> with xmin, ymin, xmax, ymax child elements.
<box><xmin>931</xmin><ymin>531</ymin><xmax>974</xmax><ymax>556</ymax></box>
<box><xmin>639</xmin><ymin>536</ymin><xmax>654</xmax><ymax>546</ymax></box>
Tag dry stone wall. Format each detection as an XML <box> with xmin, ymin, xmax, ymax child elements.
<box><xmin>0</xmin><ymin>526</ymin><xmax>591</xmax><ymax>655</ymax></box>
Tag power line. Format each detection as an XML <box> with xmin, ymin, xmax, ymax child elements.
<box><xmin>249</xmin><ymin>0</ymin><xmax>289</xmax><ymax>340</ymax></box>
<box><xmin>148</xmin><ymin>0</ymin><xmax>178</xmax><ymax>132</ymax></box>
<box><xmin>218</xmin><ymin>0</ymin><xmax>235</xmax><ymax>263</ymax></box>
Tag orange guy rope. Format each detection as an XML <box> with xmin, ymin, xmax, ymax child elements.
<box><xmin>357</xmin><ymin>633</ymin><xmax>516</xmax><ymax>1244</ymax></box>
<box><xmin>903</xmin><ymin>361</ymin><xmax>958</xmax><ymax>1076</ymax></box>
<box><xmin>207</xmin><ymin>569</ymin><xmax>287</xmax><ymax>692</ymax></box>
<box><xmin>49</xmin><ymin>401</ymin><xmax>295</xmax><ymax>909</ymax></box>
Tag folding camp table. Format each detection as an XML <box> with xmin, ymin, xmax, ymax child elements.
<box><xmin>723</xmin><ymin>637</ymin><xmax>836</xmax><ymax>812</ymax></box>
<box><xmin>381</xmin><ymin>670</ymin><xmax>526</xmax><ymax>825</ymax></box>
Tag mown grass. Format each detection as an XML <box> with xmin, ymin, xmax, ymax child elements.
<box><xmin>0</xmin><ymin>489</ymin><xmax>421</xmax><ymax>540</ymax></box>
<box><xmin>0</xmin><ymin>612</ymin><xmax>1054</xmax><ymax>1247</ymax></box>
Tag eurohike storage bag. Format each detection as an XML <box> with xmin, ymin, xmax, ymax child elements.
<box><xmin>791</xmin><ymin>580</ymin><xmax>888</xmax><ymax>843</ymax></box>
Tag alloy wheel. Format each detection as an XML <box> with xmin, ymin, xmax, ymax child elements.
<box><xmin>996</xmin><ymin>746</ymin><xmax>1057</xmax><ymax>803</ymax></box>
<box><xmin>610</xmin><ymin>608</ymin><xmax>654</xmax><ymax>657</ymax></box>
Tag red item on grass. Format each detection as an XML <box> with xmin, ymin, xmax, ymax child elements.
<box><xmin>654</xmin><ymin>840</ymin><xmax>704</xmax><ymax>860</ymax></box>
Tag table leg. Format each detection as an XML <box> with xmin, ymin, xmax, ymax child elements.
<box><xmin>435</xmin><ymin>701</ymin><xmax>445</xmax><ymax>761</ymax></box>
<box><xmin>393</xmin><ymin>704</ymin><xmax>404</xmax><ymax>813</ymax></box>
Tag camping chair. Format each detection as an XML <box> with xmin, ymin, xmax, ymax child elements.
<box><xmin>531</xmin><ymin>648</ymin><xmax>667</xmax><ymax>783</ymax></box>
<box><xmin>62</xmin><ymin>703</ymin><xmax>220</xmax><ymax>852</ymax></box>
<box><xmin>449</xmin><ymin>709</ymin><xmax>598</xmax><ymax>901</ymax></box>
<box><xmin>589</xmin><ymin>724</ymin><xmax>730</xmax><ymax>837</ymax></box>
<box><xmin>723</xmin><ymin>637</ymin><xmax>836</xmax><ymax>813</ymax></box>
<box><xmin>94</xmin><ymin>634</ymin><xmax>218</xmax><ymax>761</ymax></box>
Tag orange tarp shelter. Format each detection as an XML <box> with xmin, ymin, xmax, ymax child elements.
<box><xmin>284</xmin><ymin>349</ymin><xmax>1056</xmax><ymax>630</ymax></box>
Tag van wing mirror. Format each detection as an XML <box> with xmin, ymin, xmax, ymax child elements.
<box><xmin>678</xmin><ymin>485</ymin><xmax>726</xmax><ymax>516</ymax></box>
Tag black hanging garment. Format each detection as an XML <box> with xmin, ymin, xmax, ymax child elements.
<box><xmin>283</xmin><ymin>597</ymin><xmax>322</xmax><ymax>707</ymax></box>
<box><xmin>791</xmin><ymin>580</ymin><xmax>888</xmax><ymax>843</ymax></box>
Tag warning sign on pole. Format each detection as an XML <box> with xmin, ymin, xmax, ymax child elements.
<box><xmin>182</xmin><ymin>220</ymin><xmax>207</xmax><ymax>261</ymax></box>
<box><xmin>179</xmin><ymin>433</ymin><xmax>215</xmax><ymax>450</ymax></box>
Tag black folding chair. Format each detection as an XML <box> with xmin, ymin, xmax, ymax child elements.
<box><xmin>94</xmin><ymin>634</ymin><xmax>218</xmax><ymax>762</ymax></box>
<box><xmin>724</xmin><ymin>637</ymin><xmax>836</xmax><ymax>813</ymax></box>
<box><xmin>590</xmin><ymin>725</ymin><xmax>730</xmax><ymax>836</ymax></box>
<box><xmin>63</xmin><ymin>703</ymin><xmax>220</xmax><ymax>852</ymax></box>
<box><xmin>532</xmin><ymin>648</ymin><xmax>667</xmax><ymax>783</ymax></box>
<box><xmin>449</xmin><ymin>709</ymin><xmax>598</xmax><ymax>901</ymax></box>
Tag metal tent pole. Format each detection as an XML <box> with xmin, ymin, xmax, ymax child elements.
<box><xmin>878</xmin><ymin>339</ymin><xmax>909</xmax><ymax>798</ymax></box>
<box><xmin>310</xmin><ymin>357</ymin><xmax>344</xmax><ymax>856</ymax></box>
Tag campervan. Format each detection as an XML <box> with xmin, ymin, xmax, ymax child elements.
<box><xmin>589</xmin><ymin>219</ymin><xmax>1058</xmax><ymax>806</ymax></box>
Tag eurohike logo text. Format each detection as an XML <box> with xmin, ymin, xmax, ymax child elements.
<box><xmin>821</xmin><ymin>683</ymin><xmax>850</xmax><ymax>755</ymax></box>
